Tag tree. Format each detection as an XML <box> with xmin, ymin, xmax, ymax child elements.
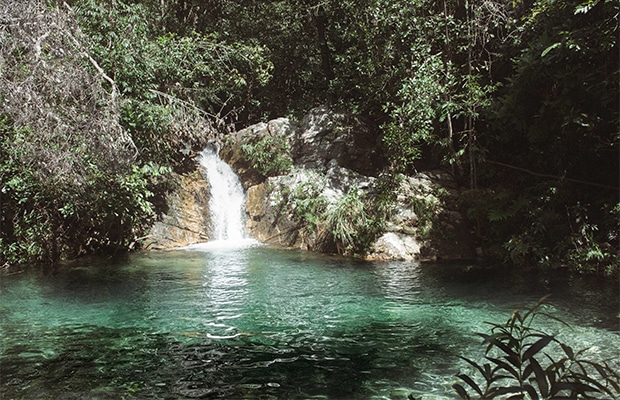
<box><xmin>474</xmin><ymin>0</ymin><xmax>620</xmax><ymax>275</ymax></box>
<box><xmin>0</xmin><ymin>0</ymin><xmax>160</xmax><ymax>264</ymax></box>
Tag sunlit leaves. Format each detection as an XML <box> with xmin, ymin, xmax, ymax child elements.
<box><xmin>75</xmin><ymin>0</ymin><xmax>273</xmax><ymax>116</ymax></box>
<box><xmin>241</xmin><ymin>134</ymin><xmax>293</xmax><ymax>177</ymax></box>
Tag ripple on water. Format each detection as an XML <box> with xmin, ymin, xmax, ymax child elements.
<box><xmin>0</xmin><ymin>248</ymin><xmax>618</xmax><ymax>399</ymax></box>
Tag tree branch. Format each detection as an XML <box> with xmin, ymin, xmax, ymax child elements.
<box><xmin>485</xmin><ymin>159</ymin><xmax>619</xmax><ymax>191</ymax></box>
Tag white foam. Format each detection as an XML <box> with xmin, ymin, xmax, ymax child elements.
<box><xmin>181</xmin><ymin>239</ymin><xmax>261</xmax><ymax>251</ymax></box>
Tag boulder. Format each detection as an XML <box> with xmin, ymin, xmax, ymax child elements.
<box><xmin>143</xmin><ymin>170</ymin><xmax>211</xmax><ymax>249</ymax></box>
<box><xmin>244</xmin><ymin>168</ymin><xmax>338</xmax><ymax>251</ymax></box>
<box><xmin>292</xmin><ymin>107</ymin><xmax>385</xmax><ymax>176</ymax></box>
<box><xmin>220</xmin><ymin>117</ymin><xmax>297</xmax><ymax>189</ymax></box>
<box><xmin>367</xmin><ymin>232</ymin><xmax>421</xmax><ymax>261</ymax></box>
<box><xmin>366</xmin><ymin>171</ymin><xmax>475</xmax><ymax>261</ymax></box>
<box><xmin>220</xmin><ymin>107</ymin><xmax>386</xmax><ymax>185</ymax></box>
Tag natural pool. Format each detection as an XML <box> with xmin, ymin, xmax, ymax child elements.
<box><xmin>1</xmin><ymin>242</ymin><xmax>618</xmax><ymax>399</ymax></box>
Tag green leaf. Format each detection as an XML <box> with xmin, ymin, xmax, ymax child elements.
<box><xmin>552</xmin><ymin>381</ymin><xmax>601</xmax><ymax>395</ymax></box>
<box><xmin>459</xmin><ymin>356</ymin><xmax>491</xmax><ymax>381</ymax></box>
<box><xmin>529</xmin><ymin>357</ymin><xmax>549</xmax><ymax>397</ymax></box>
<box><xmin>456</xmin><ymin>374</ymin><xmax>483</xmax><ymax>397</ymax></box>
<box><xmin>479</xmin><ymin>333</ymin><xmax>517</xmax><ymax>360</ymax></box>
<box><xmin>541</xmin><ymin>42</ymin><xmax>561</xmax><ymax>57</ymax></box>
<box><xmin>523</xmin><ymin>335</ymin><xmax>553</xmax><ymax>361</ymax></box>
<box><xmin>560</xmin><ymin>343</ymin><xmax>575</xmax><ymax>360</ymax></box>
<box><xmin>575</xmin><ymin>0</ymin><xmax>600</xmax><ymax>14</ymax></box>
<box><xmin>487</xmin><ymin>357</ymin><xmax>520</xmax><ymax>380</ymax></box>
<box><xmin>522</xmin><ymin>384</ymin><xmax>539</xmax><ymax>400</ymax></box>
<box><xmin>452</xmin><ymin>383</ymin><xmax>471</xmax><ymax>399</ymax></box>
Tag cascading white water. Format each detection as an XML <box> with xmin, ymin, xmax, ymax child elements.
<box><xmin>198</xmin><ymin>146</ymin><xmax>248</xmax><ymax>243</ymax></box>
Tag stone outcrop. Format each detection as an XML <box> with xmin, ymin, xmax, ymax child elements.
<box><xmin>244</xmin><ymin>165</ymin><xmax>375</xmax><ymax>251</ymax></box>
<box><xmin>144</xmin><ymin>170</ymin><xmax>211</xmax><ymax>249</ymax></box>
<box><xmin>367</xmin><ymin>171</ymin><xmax>475</xmax><ymax>261</ymax></box>
<box><xmin>220</xmin><ymin>117</ymin><xmax>297</xmax><ymax>189</ymax></box>
<box><xmin>220</xmin><ymin>106</ymin><xmax>385</xmax><ymax>188</ymax></box>
<box><xmin>242</xmin><ymin>163</ymin><xmax>475</xmax><ymax>261</ymax></box>
<box><xmin>149</xmin><ymin>106</ymin><xmax>475</xmax><ymax>261</ymax></box>
<box><xmin>291</xmin><ymin>107</ymin><xmax>386</xmax><ymax>175</ymax></box>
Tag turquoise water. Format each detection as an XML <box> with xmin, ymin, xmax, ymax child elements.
<box><xmin>1</xmin><ymin>244</ymin><xmax>618</xmax><ymax>399</ymax></box>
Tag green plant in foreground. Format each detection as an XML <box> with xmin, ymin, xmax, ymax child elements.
<box><xmin>453</xmin><ymin>296</ymin><xmax>620</xmax><ymax>399</ymax></box>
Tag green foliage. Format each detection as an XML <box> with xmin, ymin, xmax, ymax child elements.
<box><xmin>276</xmin><ymin>177</ymin><xmax>387</xmax><ymax>255</ymax></box>
<box><xmin>326</xmin><ymin>189</ymin><xmax>377</xmax><ymax>255</ymax></box>
<box><xmin>241</xmin><ymin>135</ymin><xmax>293</xmax><ymax>177</ymax></box>
<box><xmin>454</xmin><ymin>296</ymin><xmax>620</xmax><ymax>399</ymax></box>
<box><xmin>565</xmin><ymin>202</ymin><xmax>619</xmax><ymax>277</ymax></box>
<box><xmin>1</xmin><ymin>116</ymin><xmax>170</xmax><ymax>265</ymax></box>
<box><xmin>474</xmin><ymin>0</ymin><xmax>619</xmax><ymax>275</ymax></box>
<box><xmin>290</xmin><ymin>180</ymin><xmax>328</xmax><ymax>234</ymax></box>
<box><xmin>462</xmin><ymin>185</ymin><xmax>619</xmax><ymax>277</ymax></box>
<box><xmin>74</xmin><ymin>0</ymin><xmax>272</xmax><ymax>118</ymax></box>
<box><xmin>381</xmin><ymin>53</ymin><xmax>446</xmax><ymax>172</ymax></box>
<box><xmin>3</xmin><ymin>0</ymin><xmax>618</xmax><ymax>276</ymax></box>
<box><xmin>410</xmin><ymin>194</ymin><xmax>442</xmax><ymax>241</ymax></box>
<box><xmin>0</xmin><ymin>0</ymin><xmax>169</xmax><ymax>266</ymax></box>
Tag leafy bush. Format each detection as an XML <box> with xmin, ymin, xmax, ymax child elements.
<box><xmin>290</xmin><ymin>180</ymin><xmax>328</xmax><ymax>234</ymax></box>
<box><xmin>74</xmin><ymin>0</ymin><xmax>272</xmax><ymax>119</ymax></box>
<box><xmin>453</xmin><ymin>296</ymin><xmax>620</xmax><ymax>399</ymax></box>
<box><xmin>241</xmin><ymin>134</ymin><xmax>293</xmax><ymax>177</ymax></box>
<box><xmin>0</xmin><ymin>1</ymin><xmax>171</xmax><ymax>266</ymax></box>
<box><xmin>326</xmin><ymin>188</ymin><xmax>384</xmax><ymax>255</ymax></box>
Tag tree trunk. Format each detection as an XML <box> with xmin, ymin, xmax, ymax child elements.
<box><xmin>314</xmin><ymin>5</ymin><xmax>334</xmax><ymax>85</ymax></box>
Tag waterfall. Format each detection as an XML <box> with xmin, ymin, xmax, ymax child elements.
<box><xmin>198</xmin><ymin>146</ymin><xmax>249</xmax><ymax>244</ymax></box>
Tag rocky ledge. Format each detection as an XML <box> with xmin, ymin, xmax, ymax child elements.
<box><xmin>147</xmin><ymin>107</ymin><xmax>476</xmax><ymax>261</ymax></box>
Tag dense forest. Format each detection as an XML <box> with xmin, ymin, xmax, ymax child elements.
<box><xmin>1</xmin><ymin>0</ymin><xmax>618</xmax><ymax>276</ymax></box>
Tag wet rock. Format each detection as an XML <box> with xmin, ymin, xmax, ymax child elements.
<box><xmin>149</xmin><ymin>107</ymin><xmax>475</xmax><ymax>261</ymax></box>
<box><xmin>143</xmin><ymin>170</ymin><xmax>211</xmax><ymax>249</ymax></box>
<box><xmin>367</xmin><ymin>232</ymin><xmax>421</xmax><ymax>261</ymax></box>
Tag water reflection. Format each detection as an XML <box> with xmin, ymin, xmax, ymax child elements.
<box><xmin>1</xmin><ymin>248</ymin><xmax>618</xmax><ymax>400</ymax></box>
<box><xmin>201</xmin><ymin>245</ymin><xmax>250</xmax><ymax>336</ymax></box>
<box><xmin>373</xmin><ymin>261</ymin><xmax>422</xmax><ymax>301</ymax></box>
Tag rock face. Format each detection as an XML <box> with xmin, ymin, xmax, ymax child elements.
<box><xmin>221</xmin><ymin>106</ymin><xmax>385</xmax><ymax>187</ymax></box>
<box><xmin>222</xmin><ymin>107</ymin><xmax>475</xmax><ymax>261</ymax></box>
<box><xmin>367</xmin><ymin>172</ymin><xmax>475</xmax><ymax>261</ymax></box>
<box><xmin>291</xmin><ymin>107</ymin><xmax>386</xmax><ymax>175</ymax></box>
<box><xmin>220</xmin><ymin>117</ymin><xmax>297</xmax><ymax>189</ymax></box>
<box><xmin>144</xmin><ymin>170</ymin><xmax>211</xmax><ymax>249</ymax></box>
<box><xmin>149</xmin><ymin>106</ymin><xmax>475</xmax><ymax>261</ymax></box>
<box><xmin>244</xmin><ymin>165</ymin><xmax>375</xmax><ymax>251</ymax></box>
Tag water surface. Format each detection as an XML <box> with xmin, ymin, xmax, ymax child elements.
<box><xmin>1</xmin><ymin>245</ymin><xmax>618</xmax><ymax>399</ymax></box>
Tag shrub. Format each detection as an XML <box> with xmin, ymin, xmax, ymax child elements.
<box><xmin>326</xmin><ymin>188</ymin><xmax>379</xmax><ymax>255</ymax></box>
<box><xmin>453</xmin><ymin>296</ymin><xmax>620</xmax><ymax>399</ymax></box>
<box><xmin>241</xmin><ymin>134</ymin><xmax>293</xmax><ymax>177</ymax></box>
<box><xmin>290</xmin><ymin>180</ymin><xmax>328</xmax><ymax>233</ymax></box>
